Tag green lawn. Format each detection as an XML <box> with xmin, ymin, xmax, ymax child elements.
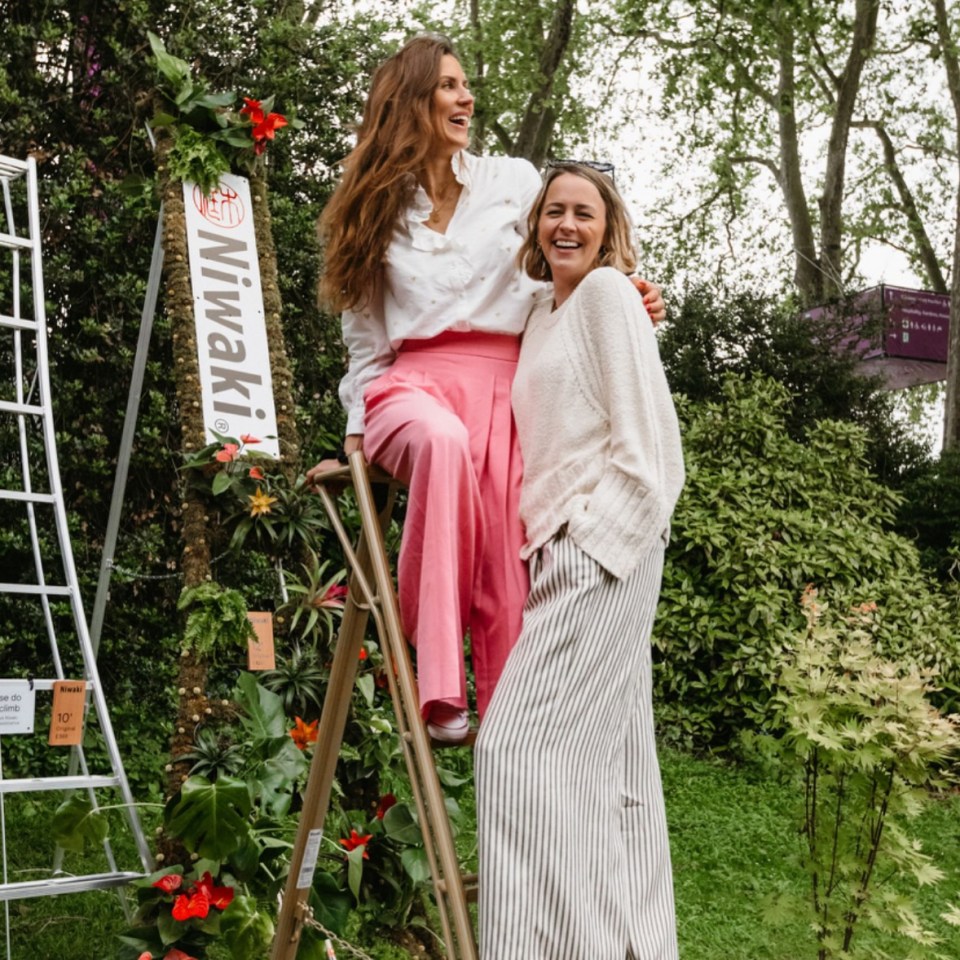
<box><xmin>2</xmin><ymin>748</ymin><xmax>959</xmax><ymax>959</ymax></box>
<box><xmin>662</xmin><ymin>746</ymin><xmax>960</xmax><ymax>960</ymax></box>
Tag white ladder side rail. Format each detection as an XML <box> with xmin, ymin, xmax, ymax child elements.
<box><xmin>0</xmin><ymin>157</ymin><xmax>153</xmax><ymax>922</ymax></box>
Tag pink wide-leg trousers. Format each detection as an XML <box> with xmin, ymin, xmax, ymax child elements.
<box><xmin>362</xmin><ymin>331</ymin><xmax>528</xmax><ymax>720</ymax></box>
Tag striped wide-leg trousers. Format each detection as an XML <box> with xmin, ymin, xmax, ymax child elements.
<box><xmin>475</xmin><ymin>530</ymin><xmax>678</xmax><ymax>960</ymax></box>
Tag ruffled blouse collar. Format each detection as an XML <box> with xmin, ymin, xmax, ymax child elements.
<box><xmin>406</xmin><ymin>151</ymin><xmax>473</xmax><ymax>228</ymax></box>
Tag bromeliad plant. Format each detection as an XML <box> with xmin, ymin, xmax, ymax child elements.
<box><xmin>183</xmin><ymin>434</ymin><xmax>329</xmax><ymax>555</ymax></box>
<box><xmin>765</xmin><ymin>587</ymin><xmax>960</xmax><ymax>960</ymax></box>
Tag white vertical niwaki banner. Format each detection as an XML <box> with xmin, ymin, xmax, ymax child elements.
<box><xmin>183</xmin><ymin>174</ymin><xmax>280</xmax><ymax>459</ymax></box>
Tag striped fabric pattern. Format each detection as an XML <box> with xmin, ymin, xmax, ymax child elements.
<box><xmin>475</xmin><ymin>530</ymin><xmax>678</xmax><ymax>959</ymax></box>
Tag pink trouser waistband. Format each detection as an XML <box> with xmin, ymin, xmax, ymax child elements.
<box><xmin>398</xmin><ymin>329</ymin><xmax>521</xmax><ymax>361</ymax></box>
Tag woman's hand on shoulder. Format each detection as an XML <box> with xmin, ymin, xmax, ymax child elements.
<box><xmin>629</xmin><ymin>277</ymin><xmax>666</xmax><ymax>325</ymax></box>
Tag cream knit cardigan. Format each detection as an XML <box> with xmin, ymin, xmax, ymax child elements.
<box><xmin>512</xmin><ymin>267</ymin><xmax>685</xmax><ymax>580</ymax></box>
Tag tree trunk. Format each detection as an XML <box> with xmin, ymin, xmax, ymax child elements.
<box><xmin>774</xmin><ymin>15</ymin><xmax>820</xmax><ymax>304</ymax></box>
<box><xmin>818</xmin><ymin>0</ymin><xmax>880</xmax><ymax>302</ymax></box>
<box><xmin>935</xmin><ymin>0</ymin><xmax>960</xmax><ymax>450</ymax></box>
<box><xmin>512</xmin><ymin>0</ymin><xmax>575</xmax><ymax>165</ymax></box>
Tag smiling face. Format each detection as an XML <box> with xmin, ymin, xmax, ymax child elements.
<box><xmin>537</xmin><ymin>173</ymin><xmax>607</xmax><ymax>305</ymax></box>
<box><xmin>431</xmin><ymin>54</ymin><xmax>474</xmax><ymax>154</ymax></box>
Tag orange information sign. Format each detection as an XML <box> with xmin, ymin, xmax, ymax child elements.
<box><xmin>48</xmin><ymin>680</ymin><xmax>86</xmax><ymax>746</ymax></box>
<box><xmin>247</xmin><ymin>611</ymin><xmax>276</xmax><ymax>671</ymax></box>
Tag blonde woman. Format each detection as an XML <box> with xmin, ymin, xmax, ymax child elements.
<box><xmin>475</xmin><ymin>163</ymin><xmax>684</xmax><ymax>958</ymax></box>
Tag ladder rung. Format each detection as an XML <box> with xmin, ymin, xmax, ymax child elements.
<box><xmin>0</xmin><ymin>871</ymin><xmax>144</xmax><ymax>902</ymax></box>
<box><xmin>0</xmin><ymin>313</ymin><xmax>38</xmax><ymax>332</ymax></box>
<box><xmin>0</xmin><ymin>233</ymin><xmax>32</xmax><ymax>251</ymax></box>
<box><xmin>6</xmin><ymin>679</ymin><xmax>92</xmax><ymax>693</ymax></box>
<box><xmin>0</xmin><ymin>157</ymin><xmax>28</xmax><ymax>178</ymax></box>
<box><xmin>0</xmin><ymin>583</ymin><xmax>72</xmax><ymax>596</ymax></box>
<box><xmin>0</xmin><ymin>775</ymin><xmax>120</xmax><ymax>795</ymax></box>
<box><xmin>0</xmin><ymin>490</ymin><xmax>56</xmax><ymax>504</ymax></box>
<box><xmin>0</xmin><ymin>399</ymin><xmax>45</xmax><ymax>416</ymax></box>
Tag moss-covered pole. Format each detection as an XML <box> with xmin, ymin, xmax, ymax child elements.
<box><xmin>153</xmin><ymin>137</ymin><xmax>217</xmax><ymax>866</ymax></box>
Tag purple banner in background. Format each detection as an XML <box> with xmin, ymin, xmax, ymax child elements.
<box><xmin>804</xmin><ymin>285</ymin><xmax>949</xmax><ymax>390</ymax></box>
<box><xmin>882</xmin><ymin>286</ymin><xmax>949</xmax><ymax>362</ymax></box>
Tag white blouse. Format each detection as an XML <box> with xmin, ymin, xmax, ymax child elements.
<box><xmin>338</xmin><ymin>151</ymin><xmax>544</xmax><ymax>434</ymax></box>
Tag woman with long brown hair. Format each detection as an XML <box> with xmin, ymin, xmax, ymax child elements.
<box><xmin>308</xmin><ymin>36</ymin><xmax>664</xmax><ymax>742</ymax></box>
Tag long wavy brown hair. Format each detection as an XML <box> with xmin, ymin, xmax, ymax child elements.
<box><xmin>318</xmin><ymin>34</ymin><xmax>456</xmax><ymax>313</ymax></box>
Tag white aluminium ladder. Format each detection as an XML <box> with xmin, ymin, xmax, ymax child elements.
<box><xmin>0</xmin><ymin>155</ymin><xmax>152</xmax><ymax>933</ymax></box>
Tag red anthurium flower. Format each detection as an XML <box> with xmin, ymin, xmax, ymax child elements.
<box><xmin>137</xmin><ymin>952</ymin><xmax>153</xmax><ymax>960</ymax></box>
<box><xmin>289</xmin><ymin>716</ymin><xmax>319</xmax><ymax>750</ymax></box>
<box><xmin>151</xmin><ymin>873</ymin><xmax>182</xmax><ymax>894</ymax></box>
<box><xmin>164</xmin><ymin>950</ymin><xmax>198</xmax><ymax>960</ymax></box>
<box><xmin>249</xmin><ymin>466</ymin><xmax>265</xmax><ymax>480</ymax></box>
<box><xmin>171</xmin><ymin>890</ymin><xmax>210</xmax><ymax>921</ymax></box>
<box><xmin>193</xmin><ymin>871</ymin><xmax>234</xmax><ymax>911</ymax></box>
<box><xmin>339</xmin><ymin>829</ymin><xmax>372</xmax><ymax>859</ymax></box>
<box><xmin>240</xmin><ymin>433</ymin><xmax>261</xmax><ymax>444</ymax></box>
<box><xmin>214</xmin><ymin>442</ymin><xmax>239</xmax><ymax>463</ymax></box>
<box><xmin>375</xmin><ymin>794</ymin><xmax>397</xmax><ymax>820</ymax></box>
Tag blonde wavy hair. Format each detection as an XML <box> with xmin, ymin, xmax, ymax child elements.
<box><xmin>517</xmin><ymin>163</ymin><xmax>637</xmax><ymax>282</ymax></box>
<box><xmin>318</xmin><ymin>35</ymin><xmax>457</xmax><ymax>313</ymax></box>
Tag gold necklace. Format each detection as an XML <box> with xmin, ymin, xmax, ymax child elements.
<box><xmin>428</xmin><ymin>182</ymin><xmax>460</xmax><ymax>223</ymax></box>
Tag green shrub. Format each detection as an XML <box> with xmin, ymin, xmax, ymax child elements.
<box><xmin>763</xmin><ymin>591</ymin><xmax>960</xmax><ymax>959</ymax></box>
<box><xmin>654</xmin><ymin>374</ymin><xmax>960</xmax><ymax>749</ymax></box>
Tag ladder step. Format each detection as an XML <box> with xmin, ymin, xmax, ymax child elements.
<box><xmin>0</xmin><ymin>399</ymin><xmax>45</xmax><ymax>417</ymax></box>
<box><xmin>0</xmin><ymin>490</ymin><xmax>56</xmax><ymax>504</ymax></box>
<box><xmin>0</xmin><ymin>775</ymin><xmax>121</xmax><ymax>795</ymax></box>
<box><xmin>0</xmin><ymin>583</ymin><xmax>72</xmax><ymax>596</ymax></box>
<box><xmin>0</xmin><ymin>233</ymin><xmax>32</xmax><ymax>251</ymax></box>
<box><xmin>6</xmin><ymin>679</ymin><xmax>92</xmax><ymax>693</ymax></box>
<box><xmin>0</xmin><ymin>313</ymin><xmax>38</xmax><ymax>332</ymax></box>
<box><xmin>0</xmin><ymin>157</ymin><xmax>28</xmax><ymax>178</ymax></box>
<box><xmin>0</xmin><ymin>871</ymin><xmax>144</xmax><ymax>902</ymax></box>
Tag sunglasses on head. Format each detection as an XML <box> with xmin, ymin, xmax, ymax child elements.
<box><xmin>546</xmin><ymin>159</ymin><xmax>616</xmax><ymax>182</ymax></box>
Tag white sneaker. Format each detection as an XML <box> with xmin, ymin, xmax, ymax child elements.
<box><xmin>427</xmin><ymin>707</ymin><xmax>470</xmax><ymax>743</ymax></box>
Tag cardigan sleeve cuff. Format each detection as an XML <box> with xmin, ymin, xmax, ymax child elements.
<box><xmin>567</xmin><ymin>462</ymin><xmax>670</xmax><ymax>580</ymax></box>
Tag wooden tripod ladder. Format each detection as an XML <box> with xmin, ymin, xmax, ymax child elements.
<box><xmin>271</xmin><ymin>451</ymin><xmax>478</xmax><ymax>960</ymax></box>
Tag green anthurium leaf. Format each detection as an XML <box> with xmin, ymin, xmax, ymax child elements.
<box><xmin>157</xmin><ymin>909</ymin><xmax>183</xmax><ymax>946</ymax></box>
<box><xmin>346</xmin><ymin>844</ymin><xmax>365</xmax><ymax>902</ymax></box>
<box><xmin>51</xmin><ymin>795</ymin><xmax>108</xmax><ymax>854</ymax></box>
<box><xmin>220</xmin><ymin>894</ymin><xmax>275</xmax><ymax>960</ymax></box>
<box><xmin>197</xmin><ymin>908</ymin><xmax>223</xmax><ymax>935</ymax></box>
<box><xmin>382</xmin><ymin>802</ymin><xmax>422</xmax><ymax>845</ymax></box>
<box><xmin>309</xmin><ymin>873</ymin><xmax>351</xmax><ymax>936</ymax></box>
<box><xmin>211</xmin><ymin>470</ymin><xmax>232</xmax><ymax>496</ymax></box>
<box><xmin>235</xmin><ymin>671</ymin><xmax>287</xmax><ymax>740</ymax></box>
<box><xmin>165</xmin><ymin>775</ymin><xmax>251</xmax><ymax>860</ymax></box>
<box><xmin>400</xmin><ymin>847</ymin><xmax>431</xmax><ymax>884</ymax></box>
<box><xmin>356</xmin><ymin>673</ymin><xmax>375</xmax><ymax>707</ymax></box>
<box><xmin>196</xmin><ymin>91</ymin><xmax>237</xmax><ymax>110</ymax></box>
<box><xmin>118</xmin><ymin>927</ymin><xmax>165</xmax><ymax>954</ymax></box>
<box><xmin>228</xmin><ymin>833</ymin><xmax>262</xmax><ymax>881</ymax></box>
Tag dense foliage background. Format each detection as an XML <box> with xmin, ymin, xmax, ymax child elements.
<box><xmin>2</xmin><ymin>2</ymin><xmax>960</xmax><ymax>958</ymax></box>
